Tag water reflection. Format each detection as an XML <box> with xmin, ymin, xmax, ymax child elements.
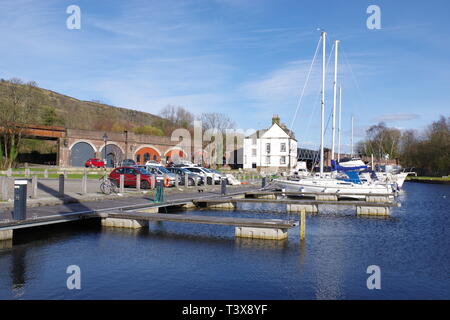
<box><xmin>10</xmin><ymin>247</ymin><xmax>26</xmax><ymax>298</ymax></box>
<box><xmin>234</xmin><ymin>237</ymin><xmax>288</xmax><ymax>251</ymax></box>
<box><xmin>0</xmin><ymin>240</ymin><xmax>12</xmax><ymax>250</ymax></box>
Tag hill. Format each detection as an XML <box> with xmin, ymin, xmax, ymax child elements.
<box><xmin>0</xmin><ymin>79</ymin><xmax>168</xmax><ymax>135</ymax></box>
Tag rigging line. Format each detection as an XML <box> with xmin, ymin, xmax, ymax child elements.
<box><xmin>340</xmin><ymin>45</ymin><xmax>368</xmax><ymax>114</ymax></box>
<box><xmin>289</xmin><ymin>36</ymin><xmax>322</xmax><ymax>131</ymax></box>
<box><xmin>303</xmin><ymin>39</ymin><xmax>335</xmax><ymax>149</ymax></box>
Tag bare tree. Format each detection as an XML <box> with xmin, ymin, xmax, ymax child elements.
<box><xmin>159</xmin><ymin>105</ymin><xmax>194</xmax><ymax>129</ymax></box>
<box><xmin>0</xmin><ymin>78</ymin><xmax>41</xmax><ymax>169</ymax></box>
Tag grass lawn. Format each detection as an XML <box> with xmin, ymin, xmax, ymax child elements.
<box><xmin>406</xmin><ymin>176</ymin><xmax>450</xmax><ymax>181</ymax></box>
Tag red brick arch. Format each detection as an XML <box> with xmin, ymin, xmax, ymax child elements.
<box><xmin>165</xmin><ymin>148</ymin><xmax>184</xmax><ymax>163</ymax></box>
<box><xmin>135</xmin><ymin>147</ymin><xmax>161</xmax><ymax>164</ymax></box>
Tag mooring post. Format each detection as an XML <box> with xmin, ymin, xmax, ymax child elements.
<box><xmin>185</xmin><ymin>174</ymin><xmax>189</xmax><ymax>187</ymax></box>
<box><xmin>31</xmin><ymin>175</ymin><xmax>38</xmax><ymax>199</ymax></box>
<box><xmin>25</xmin><ymin>168</ymin><xmax>30</xmax><ymax>178</ymax></box>
<box><xmin>44</xmin><ymin>169</ymin><xmax>48</xmax><ymax>178</ymax></box>
<box><xmin>300</xmin><ymin>209</ymin><xmax>306</xmax><ymax>241</ymax></box>
<box><xmin>119</xmin><ymin>174</ymin><xmax>124</xmax><ymax>193</ymax></box>
<box><xmin>81</xmin><ymin>173</ymin><xmax>87</xmax><ymax>195</ymax></box>
<box><xmin>13</xmin><ymin>180</ymin><xmax>27</xmax><ymax>220</ymax></box>
<box><xmin>58</xmin><ymin>174</ymin><xmax>65</xmax><ymax>198</ymax></box>
<box><xmin>7</xmin><ymin>168</ymin><xmax>12</xmax><ymax>177</ymax></box>
<box><xmin>136</xmin><ymin>174</ymin><xmax>141</xmax><ymax>191</ymax></box>
<box><xmin>221</xmin><ymin>178</ymin><xmax>227</xmax><ymax>195</ymax></box>
<box><xmin>175</xmin><ymin>174</ymin><xmax>179</xmax><ymax>188</ymax></box>
<box><xmin>262</xmin><ymin>177</ymin><xmax>266</xmax><ymax>188</ymax></box>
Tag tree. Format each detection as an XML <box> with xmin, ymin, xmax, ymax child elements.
<box><xmin>159</xmin><ymin>105</ymin><xmax>194</xmax><ymax>129</ymax></box>
<box><xmin>0</xmin><ymin>78</ymin><xmax>42</xmax><ymax>169</ymax></box>
<box><xmin>359</xmin><ymin>122</ymin><xmax>401</xmax><ymax>160</ymax></box>
<box><xmin>40</xmin><ymin>105</ymin><xmax>64</xmax><ymax>126</ymax></box>
<box><xmin>133</xmin><ymin>125</ymin><xmax>164</xmax><ymax>136</ymax></box>
<box><xmin>198</xmin><ymin>112</ymin><xmax>235</xmax><ymax>167</ymax></box>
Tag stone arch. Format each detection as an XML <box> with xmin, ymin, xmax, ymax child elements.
<box><xmin>164</xmin><ymin>147</ymin><xmax>185</xmax><ymax>164</ymax></box>
<box><xmin>134</xmin><ymin>145</ymin><xmax>162</xmax><ymax>165</ymax></box>
<box><xmin>99</xmin><ymin>143</ymin><xmax>124</xmax><ymax>168</ymax></box>
<box><xmin>70</xmin><ymin>141</ymin><xmax>96</xmax><ymax>167</ymax></box>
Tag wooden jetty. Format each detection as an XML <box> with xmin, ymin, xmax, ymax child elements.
<box><xmin>104</xmin><ymin>211</ymin><xmax>298</xmax><ymax>240</ymax></box>
<box><xmin>193</xmin><ymin>197</ymin><xmax>400</xmax><ymax>216</ymax></box>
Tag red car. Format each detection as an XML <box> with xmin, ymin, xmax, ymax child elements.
<box><xmin>85</xmin><ymin>158</ymin><xmax>105</xmax><ymax>168</ymax></box>
<box><xmin>109</xmin><ymin>166</ymin><xmax>156</xmax><ymax>189</ymax></box>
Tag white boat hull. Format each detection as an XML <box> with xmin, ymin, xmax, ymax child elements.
<box><xmin>273</xmin><ymin>178</ymin><xmax>395</xmax><ymax>200</ymax></box>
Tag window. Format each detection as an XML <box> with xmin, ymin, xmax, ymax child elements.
<box><xmin>252</xmin><ymin>149</ymin><xmax>257</xmax><ymax>156</ymax></box>
<box><xmin>280</xmin><ymin>156</ymin><xmax>286</xmax><ymax>165</ymax></box>
<box><xmin>266</xmin><ymin>143</ymin><xmax>271</xmax><ymax>154</ymax></box>
<box><xmin>265</xmin><ymin>156</ymin><xmax>270</xmax><ymax>164</ymax></box>
<box><xmin>252</xmin><ymin>137</ymin><xmax>257</xmax><ymax>145</ymax></box>
<box><xmin>136</xmin><ymin>154</ymin><xmax>141</xmax><ymax>163</ymax></box>
<box><xmin>280</xmin><ymin>143</ymin><xmax>286</xmax><ymax>152</ymax></box>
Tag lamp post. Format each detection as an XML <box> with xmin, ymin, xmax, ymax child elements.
<box><xmin>103</xmin><ymin>133</ymin><xmax>108</xmax><ymax>168</ymax></box>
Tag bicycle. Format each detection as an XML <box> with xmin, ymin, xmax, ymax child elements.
<box><xmin>99</xmin><ymin>176</ymin><xmax>118</xmax><ymax>195</ymax></box>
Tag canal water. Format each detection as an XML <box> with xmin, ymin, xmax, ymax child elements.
<box><xmin>0</xmin><ymin>183</ymin><xmax>449</xmax><ymax>299</ymax></box>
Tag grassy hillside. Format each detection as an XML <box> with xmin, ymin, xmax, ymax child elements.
<box><xmin>0</xmin><ymin>80</ymin><xmax>169</xmax><ymax>134</ymax></box>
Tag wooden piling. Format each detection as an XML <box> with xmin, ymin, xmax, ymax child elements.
<box><xmin>300</xmin><ymin>209</ymin><xmax>306</xmax><ymax>241</ymax></box>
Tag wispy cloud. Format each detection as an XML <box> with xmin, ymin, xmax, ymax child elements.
<box><xmin>374</xmin><ymin>113</ymin><xmax>421</xmax><ymax>123</ymax></box>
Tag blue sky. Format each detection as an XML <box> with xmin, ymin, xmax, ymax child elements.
<box><xmin>1</xmin><ymin>0</ymin><xmax>449</xmax><ymax>153</ymax></box>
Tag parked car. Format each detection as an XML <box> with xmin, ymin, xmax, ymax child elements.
<box><xmin>109</xmin><ymin>166</ymin><xmax>155</xmax><ymax>189</ymax></box>
<box><xmin>166</xmin><ymin>167</ymin><xmax>204</xmax><ymax>186</ymax></box>
<box><xmin>137</xmin><ymin>164</ymin><xmax>178</xmax><ymax>187</ymax></box>
<box><xmin>202</xmin><ymin>168</ymin><xmax>225</xmax><ymax>184</ymax></box>
<box><xmin>120</xmin><ymin>159</ymin><xmax>136</xmax><ymax>167</ymax></box>
<box><xmin>182</xmin><ymin>166</ymin><xmax>217</xmax><ymax>185</ymax></box>
<box><xmin>85</xmin><ymin>158</ymin><xmax>105</xmax><ymax>168</ymax></box>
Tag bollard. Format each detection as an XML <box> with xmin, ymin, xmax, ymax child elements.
<box><xmin>7</xmin><ymin>168</ymin><xmax>12</xmax><ymax>177</ymax></box>
<box><xmin>31</xmin><ymin>175</ymin><xmax>38</xmax><ymax>199</ymax></box>
<box><xmin>154</xmin><ymin>180</ymin><xmax>165</xmax><ymax>203</ymax></box>
<box><xmin>185</xmin><ymin>174</ymin><xmax>189</xmax><ymax>187</ymax></box>
<box><xmin>119</xmin><ymin>174</ymin><xmax>124</xmax><ymax>193</ymax></box>
<box><xmin>175</xmin><ymin>174</ymin><xmax>179</xmax><ymax>188</ymax></box>
<box><xmin>13</xmin><ymin>180</ymin><xmax>27</xmax><ymax>220</ymax></box>
<box><xmin>44</xmin><ymin>169</ymin><xmax>48</xmax><ymax>178</ymax></box>
<box><xmin>81</xmin><ymin>173</ymin><xmax>87</xmax><ymax>195</ymax></box>
<box><xmin>136</xmin><ymin>174</ymin><xmax>141</xmax><ymax>191</ymax></box>
<box><xmin>221</xmin><ymin>178</ymin><xmax>227</xmax><ymax>195</ymax></box>
<box><xmin>262</xmin><ymin>177</ymin><xmax>266</xmax><ymax>188</ymax></box>
<box><xmin>58</xmin><ymin>174</ymin><xmax>65</xmax><ymax>198</ymax></box>
<box><xmin>25</xmin><ymin>168</ymin><xmax>30</xmax><ymax>178</ymax></box>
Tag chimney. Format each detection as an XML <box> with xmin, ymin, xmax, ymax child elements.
<box><xmin>272</xmin><ymin>114</ymin><xmax>280</xmax><ymax>126</ymax></box>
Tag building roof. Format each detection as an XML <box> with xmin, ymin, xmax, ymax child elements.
<box><xmin>245</xmin><ymin>123</ymin><xmax>296</xmax><ymax>141</ymax></box>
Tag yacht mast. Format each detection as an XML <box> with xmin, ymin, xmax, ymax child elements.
<box><xmin>351</xmin><ymin>116</ymin><xmax>354</xmax><ymax>157</ymax></box>
<box><xmin>331</xmin><ymin>40</ymin><xmax>339</xmax><ymax>160</ymax></box>
<box><xmin>337</xmin><ymin>86</ymin><xmax>342</xmax><ymax>161</ymax></box>
<box><xmin>320</xmin><ymin>31</ymin><xmax>326</xmax><ymax>176</ymax></box>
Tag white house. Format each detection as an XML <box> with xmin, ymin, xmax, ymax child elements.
<box><xmin>243</xmin><ymin>115</ymin><xmax>297</xmax><ymax>172</ymax></box>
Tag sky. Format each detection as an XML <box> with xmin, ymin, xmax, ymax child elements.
<box><xmin>0</xmin><ymin>0</ymin><xmax>449</xmax><ymax>153</ymax></box>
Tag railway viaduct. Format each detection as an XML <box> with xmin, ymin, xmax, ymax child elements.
<box><xmin>15</xmin><ymin>124</ymin><xmax>186</xmax><ymax>167</ymax></box>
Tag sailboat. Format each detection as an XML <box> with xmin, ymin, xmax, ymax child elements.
<box><xmin>274</xmin><ymin>32</ymin><xmax>397</xmax><ymax>199</ymax></box>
